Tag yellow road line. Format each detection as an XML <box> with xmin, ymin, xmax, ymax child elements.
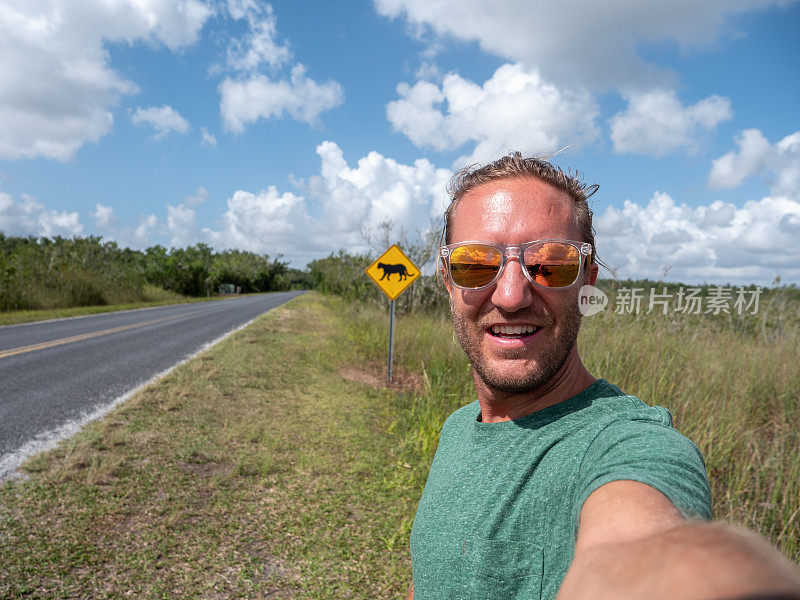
<box><xmin>0</xmin><ymin>310</ymin><xmax>204</xmax><ymax>360</ymax></box>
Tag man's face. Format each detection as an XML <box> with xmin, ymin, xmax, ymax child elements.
<box><xmin>445</xmin><ymin>177</ymin><xmax>597</xmax><ymax>395</ymax></box>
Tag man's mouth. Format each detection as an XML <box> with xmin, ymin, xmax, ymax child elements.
<box><xmin>488</xmin><ymin>324</ymin><xmax>541</xmax><ymax>339</ymax></box>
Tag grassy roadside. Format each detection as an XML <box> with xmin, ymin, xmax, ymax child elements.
<box><xmin>0</xmin><ymin>292</ymin><xmax>417</xmax><ymax>598</ymax></box>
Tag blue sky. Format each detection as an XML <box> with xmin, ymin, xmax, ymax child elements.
<box><xmin>0</xmin><ymin>0</ymin><xmax>798</xmax><ymax>285</ymax></box>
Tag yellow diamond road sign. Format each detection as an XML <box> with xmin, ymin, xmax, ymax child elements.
<box><xmin>365</xmin><ymin>244</ymin><xmax>420</xmax><ymax>300</ymax></box>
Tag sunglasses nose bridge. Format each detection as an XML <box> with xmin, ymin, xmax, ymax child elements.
<box><xmin>496</xmin><ymin>245</ymin><xmax>529</xmax><ymax>286</ymax></box>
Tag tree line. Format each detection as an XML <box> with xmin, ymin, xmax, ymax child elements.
<box><xmin>3</xmin><ymin>231</ymin><xmax>796</xmax><ymax>326</ymax></box>
<box><xmin>0</xmin><ymin>229</ymin><xmax>447</xmax><ymax>313</ymax></box>
<box><xmin>0</xmin><ymin>233</ymin><xmax>310</xmax><ymax>311</ymax></box>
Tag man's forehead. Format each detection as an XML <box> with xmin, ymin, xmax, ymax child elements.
<box><xmin>480</xmin><ymin>188</ymin><xmax>516</xmax><ymax>219</ymax></box>
<box><xmin>453</xmin><ymin>177</ymin><xmax>574</xmax><ymax>225</ymax></box>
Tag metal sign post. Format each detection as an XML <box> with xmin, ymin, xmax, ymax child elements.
<box><xmin>364</xmin><ymin>244</ymin><xmax>420</xmax><ymax>382</ymax></box>
<box><xmin>387</xmin><ymin>299</ymin><xmax>395</xmax><ymax>381</ymax></box>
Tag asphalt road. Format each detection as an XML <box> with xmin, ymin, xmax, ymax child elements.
<box><xmin>0</xmin><ymin>291</ymin><xmax>303</xmax><ymax>478</ymax></box>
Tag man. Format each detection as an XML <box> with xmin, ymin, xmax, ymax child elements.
<box><xmin>407</xmin><ymin>153</ymin><xmax>800</xmax><ymax>600</ymax></box>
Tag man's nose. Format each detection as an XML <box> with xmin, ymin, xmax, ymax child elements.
<box><xmin>491</xmin><ymin>257</ymin><xmax>534</xmax><ymax>312</ymax></box>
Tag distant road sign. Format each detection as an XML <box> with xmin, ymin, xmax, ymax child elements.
<box><xmin>365</xmin><ymin>244</ymin><xmax>420</xmax><ymax>300</ymax></box>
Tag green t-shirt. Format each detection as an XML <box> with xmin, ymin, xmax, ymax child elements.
<box><xmin>409</xmin><ymin>379</ymin><xmax>712</xmax><ymax>600</ymax></box>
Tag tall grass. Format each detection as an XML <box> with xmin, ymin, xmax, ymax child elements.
<box><xmin>335</xmin><ymin>288</ymin><xmax>800</xmax><ymax>563</ymax></box>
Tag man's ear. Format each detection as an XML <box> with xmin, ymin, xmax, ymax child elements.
<box><xmin>438</xmin><ymin>256</ymin><xmax>453</xmax><ymax>295</ymax></box>
<box><xmin>585</xmin><ymin>262</ymin><xmax>599</xmax><ymax>287</ymax></box>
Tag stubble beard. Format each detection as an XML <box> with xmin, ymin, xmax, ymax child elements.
<box><xmin>452</xmin><ymin>301</ymin><xmax>583</xmax><ymax>395</ymax></box>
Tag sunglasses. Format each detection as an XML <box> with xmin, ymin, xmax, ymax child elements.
<box><xmin>439</xmin><ymin>239</ymin><xmax>592</xmax><ymax>290</ymax></box>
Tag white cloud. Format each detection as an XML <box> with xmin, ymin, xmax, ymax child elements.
<box><xmin>0</xmin><ymin>191</ymin><xmax>83</xmax><ymax>237</ymax></box>
<box><xmin>204</xmin><ymin>187</ymin><xmax>312</xmax><ymax>255</ymax></box>
<box><xmin>201</xmin><ymin>128</ymin><xmax>218</xmax><ymax>146</ymax></box>
<box><xmin>205</xmin><ymin>141</ymin><xmax>450</xmax><ymax>264</ymax></box>
<box><xmin>225</xmin><ymin>0</ymin><xmax>291</xmax><ymax>71</ymax></box>
<box><xmin>610</xmin><ymin>90</ymin><xmax>732</xmax><ymax>157</ymax></box>
<box><xmin>304</xmin><ymin>140</ymin><xmax>451</xmax><ymax>238</ymax></box>
<box><xmin>184</xmin><ymin>187</ymin><xmax>209</xmax><ymax>206</ymax></box>
<box><xmin>595</xmin><ymin>191</ymin><xmax>800</xmax><ymax>284</ymax></box>
<box><xmin>386</xmin><ymin>63</ymin><xmax>599</xmax><ymax>165</ymax></box>
<box><xmin>92</xmin><ymin>204</ymin><xmax>115</xmax><ymax>228</ymax></box>
<box><xmin>0</xmin><ymin>0</ymin><xmax>212</xmax><ymax>161</ymax></box>
<box><xmin>134</xmin><ymin>215</ymin><xmax>159</xmax><ymax>247</ymax></box>
<box><xmin>162</xmin><ymin>187</ymin><xmax>209</xmax><ymax>247</ymax></box>
<box><xmin>166</xmin><ymin>203</ymin><xmax>197</xmax><ymax>247</ymax></box>
<box><xmin>132</xmin><ymin>105</ymin><xmax>190</xmax><ymax>139</ymax></box>
<box><xmin>219</xmin><ymin>65</ymin><xmax>344</xmax><ymax>133</ymax></box>
<box><xmin>217</xmin><ymin>3</ymin><xmax>343</xmax><ymax>133</ymax></box>
<box><xmin>415</xmin><ymin>60</ymin><xmax>441</xmax><ymax>82</ymax></box>
<box><xmin>708</xmin><ymin>129</ymin><xmax>771</xmax><ymax>190</ymax></box>
<box><xmin>374</xmin><ymin>0</ymin><xmax>794</xmax><ymax>89</ymax></box>
<box><xmin>89</xmin><ymin>204</ymin><xmax>163</xmax><ymax>249</ymax></box>
<box><xmin>88</xmin><ymin>188</ymin><xmax>206</xmax><ymax>250</ymax></box>
<box><xmin>708</xmin><ymin>129</ymin><xmax>800</xmax><ymax>198</ymax></box>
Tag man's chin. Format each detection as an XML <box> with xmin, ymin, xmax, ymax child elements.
<box><xmin>473</xmin><ymin>342</ymin><xmax>575</xmax><ymax>396</ymax></box>
<box><xmin>473</xmin><ymin>364</ymin><xmax>549</xmax><ymax>395</ymax></box>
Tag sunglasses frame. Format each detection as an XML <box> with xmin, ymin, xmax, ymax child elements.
<box><xmin>439</xmin><ymin>239</ymin><xmax>592</xmax><ymax>291</ymax></box>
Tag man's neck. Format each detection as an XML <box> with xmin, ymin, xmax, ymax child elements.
<box><xmin>475</xmin><ymin>350</ymin><xmax>596</xmax><ymax>423</ymax></box>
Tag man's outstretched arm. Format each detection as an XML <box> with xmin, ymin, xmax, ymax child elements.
<box><xmin>558</xmin><ymin>481</ymin><xmax>800</xmax><ymax>600</ymax></box>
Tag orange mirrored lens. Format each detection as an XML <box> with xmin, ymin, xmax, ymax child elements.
<box><xmin>524</xmin><ymin>242</ymin><xmax>580</xmax><ymax>287</ymax></box>
<box><xmin>449</xmin><ymin>244</ymin><xmax>503</xmax><ymax>288</ymax></box>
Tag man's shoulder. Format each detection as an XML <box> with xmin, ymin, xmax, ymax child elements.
<box><xmin>554</xmin><ymin>379</ymin><xmax>673</xmax><ymax>430</ymax></box>
<box><xmin>434</xmin><ymin>381</ymin><xmax>677</xmax><ymax>442</ymax></box>
<box><xmin>575</xmin><ymin>381</ymin><xmax>713</xmax><ymax>521</ymax></box>
<box><xmin>441</xmin><ymin>400</ymin><xmax>480</xmax><ymax>431</ymax></box>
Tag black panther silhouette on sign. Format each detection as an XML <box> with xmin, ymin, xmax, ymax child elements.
<box><xmin>377</xmin><ymin>262</ymin><xmax>414</xmax><ymax>281</ymax></box>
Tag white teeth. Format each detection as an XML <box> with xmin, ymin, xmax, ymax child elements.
<box><xmin>491</xmin><ymin>324</ymin><xmax>538</xmax><ymax>336</ymax></box>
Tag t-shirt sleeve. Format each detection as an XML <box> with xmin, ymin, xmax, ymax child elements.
<box><xmin>573</xmin><ymin>416</ymin><xmax>713</xmax><ymax>527</ymax></box>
